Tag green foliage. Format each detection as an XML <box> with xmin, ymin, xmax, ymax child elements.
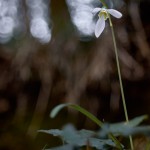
<box><xmin>50</xmin><ymin>103</ymin><xmax>122</xmax><ymax>149</ymax></box>
<box><xmin>99</xmin><ymin>0</ymin><xmax>108</xmax><ymax>8</ymax></box>
<box><xmin>40</xmin><ymin>104</ymin><xmax>150</xmax><ymax>150</ymax></box>
<box><xmin>50</xmin><ymin>103</ymin><xmax>103</xmax><ymax>127</ymax></box>
<box><xmin>99</xmin><ymin>115</ymin><xmax>149</xmax><ymax>137</ymax></box>
<box><xmin>39</xmin><ymin>124</ymin><xmax>119</xmax><ymax>150</ymax></box>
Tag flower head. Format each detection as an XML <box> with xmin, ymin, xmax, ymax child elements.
<box><xmin>93</xmin><ymin>7</ymin><xmax>122</xmax><ymax>38</ymax></box>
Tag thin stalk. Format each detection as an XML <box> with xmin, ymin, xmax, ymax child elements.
<box><xmin>94</xmin><ymin>0</ymin><xmax>132</xmax><ymax>148</ymax></box>
<box><xmin>97</xmin><ymin>0</ymin><xmax>133</xmax><ymax>148</ymax></box>
<box><xmin>99</xmin><ymin>0</ymin><xmax>107</xmax><ymax>8</ymax></box>
<box><xmin>108</xmin><ymin>17</ymin><xmax>134</xmax><ymax>150</ymax></box>
<box><xmin>50</xmin><ymin>103</ymin><xmax>123</xmax><ymax>149</ymax></box>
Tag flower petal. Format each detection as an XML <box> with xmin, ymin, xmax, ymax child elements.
<box><xmin>107</xmin><ymin>9</ymin><xmax>122</xmax><ymax>18</ymax></box>
<box><xmin>92</xmin><ymin>8</ymin><xmax>101</xmax><ymax>15</ymax></box>
<box><xmin>95</xmin><ymin>15</ymin><xmax>105</xmax><ymax>38</ymax></box>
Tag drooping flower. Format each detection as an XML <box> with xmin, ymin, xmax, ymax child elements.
<box><xmin>93</xmin><ymin>7</ymin><xmax>122</xmax><ymax>38</ymax></box>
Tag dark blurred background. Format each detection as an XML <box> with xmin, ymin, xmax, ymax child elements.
<box><xmin>0</xmin><ymin>0</ymin><xmax>150</xmax><ymax>149</ymax></box>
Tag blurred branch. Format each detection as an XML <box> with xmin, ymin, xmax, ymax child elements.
<box><xmin>129</xmin><ymin>2</ymin><xmax>150</xmax><ymax>59</ymax></box>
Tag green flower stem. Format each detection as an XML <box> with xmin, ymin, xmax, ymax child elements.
<box><xmin>99</xmin><ymin>0</ymin><xmax>107</xmax><ymax>8</ymax></box>
<box><xmin>98</xmin><ymin>0</ymin><xmax>133</xmax><ymax>148</ymax></box>
<box><xmin>108</xmin><ymin>17</ymin><xmax>134</xmax><ymax>150</ymax></box>
<box><xmin>50</xmin><ymin>103</ymin><xmax>123</xmax><ymax>149</ymax></box>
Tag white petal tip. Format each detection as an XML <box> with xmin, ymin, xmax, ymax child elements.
<box><xmin>107</xmin><ymin>9</ymin><xmax>123</xmax><ymax>18</ymax></box>
<box><xmin>92</xmin><ymin>8</ymin><xmax>101</xmax><ymax>15</ymax></box>
<box><xmin>95</xmin><ymin>16</ymin><xmax>105</xmax><ymax>38</ymax></box>
<box><xmin>95</xmin><ymin>34</ymin><xmax>99</xmax><ymax>38</ymax></box>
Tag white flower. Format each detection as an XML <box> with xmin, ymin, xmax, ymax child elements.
<box><xmin>93</xmin><ymin>7</ymin><xmax>122</xmax><ymax>38</ymax></box>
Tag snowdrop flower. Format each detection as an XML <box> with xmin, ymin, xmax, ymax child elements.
<box><xmin>93</xmin><ymin>7</ymin><xmax>122</xmax><ymax>38</ymax></box>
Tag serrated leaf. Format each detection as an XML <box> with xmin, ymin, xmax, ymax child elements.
<box><xmin>99</xmin><ymin>123</ymin><xmax>132</xmax><ymax>137</ymax></box>
<box><xmin>39</xmin><ymin>124</ymin><xmax>119</xmax><ymax>149</ymax></box>
<box><xmin>50</xmin><ymin>103</ymin><xmax>122</xmax><ymax>148</ymax></box>
<box><xmin>128</xmin><ymin>115</ymin><xmax>148</xmax><ymax>127</ymax></box>
<box><xmin>130</xmin><ymin>126</ymin><xmax>150</xmax><ymax>136</ymax></box>
<box><xmin>98</xmin><ymin>116</ymin><xmax>150</xmax><ymax>137</ymax></box>
<box><xmin>108</xmin><ymin>115</ymin><xmax>148</xmax><ymax>133</ymax></box>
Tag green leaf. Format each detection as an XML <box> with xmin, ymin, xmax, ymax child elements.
<box><xmin>128</xmin><ymin>115</ymin><xmax>148</xmax><ymax>127</ymax></box>
<box><xmin>99</xmin><ymin>0</ymin><xmax>107</xmax><ymax>8</ymax></box>
<box><xmin>98</xmin><ymin>115</ymin><xmax>150</xmax><ymax>137</ymax></box>
<box><xmin>50</xmin><ymin>103</ymin><xmax>103</xmax><ymax>127</ymax></box>
<box><xmin>39</xmin><ymin>124</ymin><xmax>119</xmax><ymax>150</ymax></box>
<box><xmin>50</xmin><ymin>104</ymin><xmax>68</xmax><ymax>118</ymax></box>
<box><xmin>50</xmin><ymin>103</ymin><xmax>123</xmax><ymax>149</ymax></box>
